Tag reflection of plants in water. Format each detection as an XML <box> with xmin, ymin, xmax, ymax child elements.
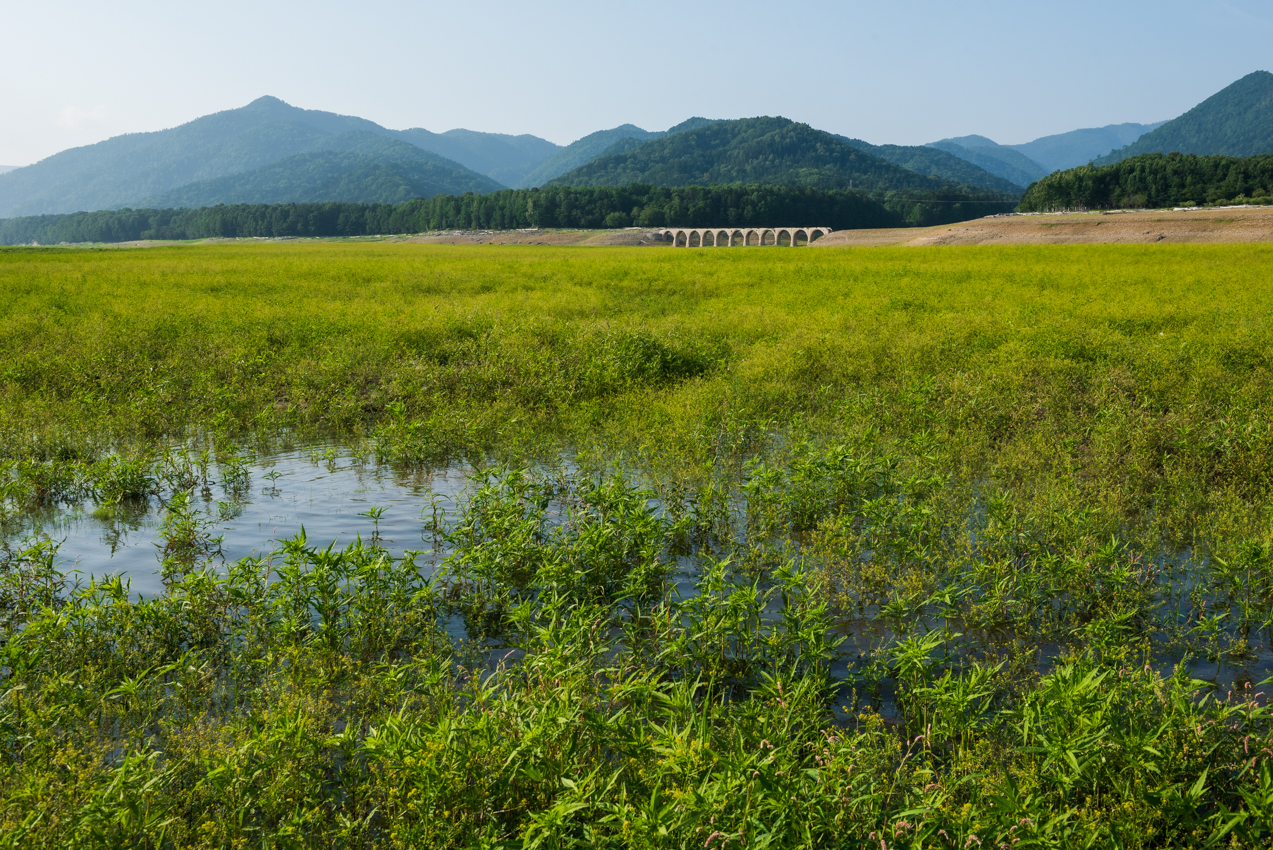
<box><xmin>156</xmin><ymin>488</ymin><xmax>222</xmax><ymax>579</ymax></box>
<box><xmin>261</xmin><ymin>469</ymin><xmax>282</xmax><ymax>497</ymax></box>
<box><xmin>0</xmin><ymin>533</ymin><xmax>64</xmax><ymax>634</ymax></box>
<box><xmin>359</xmin><ymin>504</ymin><xmax>386</xmax><ymax>545</ymax></box>
<box><xmin>6</xmin><ymin>465</ymin><xmax>1273</xmax><ymax>847</ymax></box>
<box><xmin>215</xmin><ymin>499</ymin><xmax>243</xmax><ymax>521</ymax></box>
<box><xmin>309</xmin><ymin>445</ymin><xmax>340</xmax><ymax>472</ymax></box>
<box><xmin>218</xmin><ymin>453</ymin><xmax>252</xmax><ymax>498</ymax></box>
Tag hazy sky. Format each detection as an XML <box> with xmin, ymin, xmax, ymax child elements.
<box><xmin>3</xmin><ymin>0</ymin><xmax>1271</xmax><ymax>166</ymax></box>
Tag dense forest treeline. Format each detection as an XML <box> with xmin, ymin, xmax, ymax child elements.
<box><xmin>0</xmin><ymin>183</ymin><xmax>1014</xmax><ymax>245</ymax></box>
<box><xmin>1018</xmin><ymin>153</ymin><xmax>1273</xmax><ymax>211</ymax></box>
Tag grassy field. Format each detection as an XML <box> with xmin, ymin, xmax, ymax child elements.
<box><xmin>2</xmin><ymin>243</ymin><xmax>1273</xmax><ymax>847</ymax></box>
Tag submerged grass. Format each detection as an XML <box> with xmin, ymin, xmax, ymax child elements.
<box><xmin>1</xmin><ymin>242</ymin><xmax>1273</xmax><ymax>846</ymax></box>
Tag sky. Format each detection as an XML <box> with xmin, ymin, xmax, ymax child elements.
<box><xmin>3</xmin><ymin>0</ymin><xmax>1272</xmax><ymax>166</ymax></box>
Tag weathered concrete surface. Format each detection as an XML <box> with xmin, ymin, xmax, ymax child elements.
<box><xmin>658</xmin><ymin>227</ymin><xmax>833</xmax><ymax>247</ymax></box>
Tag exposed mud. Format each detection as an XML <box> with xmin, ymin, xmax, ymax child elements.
<box><xmin>811</xmin><ymin>206</ymin><xmax>1273</xmax><ymax>247</ymax></box>
<box><xmin>401</xmin><ymin>228</ymin><xmax>671</xmax><ymax>247</ymax></box>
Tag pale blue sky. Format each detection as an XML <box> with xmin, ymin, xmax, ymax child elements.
<box><xmin>3</xmin><ymin>0</ymin><xmax>1271</xmax><ymax>165</ymax></box>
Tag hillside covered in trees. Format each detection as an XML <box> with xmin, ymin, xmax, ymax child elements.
<box><xmin>926</xmin><ymin>137</ymin><xmax>1049</xmax><ymax>187</ymax></box>
<box><xmin>547</xmin><ymin>118</ymin><xmax>1019</xmax><ymax>206</ymax></box>
<box><xmin>136</xmin><ymin>133</ymin><xmax>503</xmax><ymax>207</ymax></box>
<box><xmin>0</xmin><ymin>97</ymin><xmax>555</xmax><ymax>217</ymax></box>
<box><xmin>1017</xmin><ymin>153</ymin><xmax>1273</xmax><ymax>211</ymax></box>
<box><xmin>1094</xmin><ymin>71</ymin><xmax>1273</xmax><ymax>165</ymax></box>
<box><xmin>0</xmin><ymin>182</ymin><xmax>1016</xmax><ymax>246</ymax></box>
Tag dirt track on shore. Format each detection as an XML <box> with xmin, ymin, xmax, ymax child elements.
<box><xmin>810</xmin><ymin>206</ymin><xmax>1273</xmax><ymax>247</ymax></box>
<box><xmin>401</xmin><ymin>229</ymin><xmax>666</xmax><ymax>246</ymax></box>
<box><xmin>404</xmin><ymin>208</ymin><xmax>1273</xmax><ymax>248</ymax></box>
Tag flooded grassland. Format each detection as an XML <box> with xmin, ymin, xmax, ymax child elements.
<box><xmin>2</xmin><ymin>243</ymin><xmax>1272</xmax><ymax>847</ymax></box>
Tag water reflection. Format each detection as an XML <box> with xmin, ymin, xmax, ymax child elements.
<box><xmin>22</xmin><ymin>448</ymin><xmax>472</xmax><ymax>599</ymax></box>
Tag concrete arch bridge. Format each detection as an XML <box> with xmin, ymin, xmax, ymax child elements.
<box><xmin>659</xmin><ymin>227</ymin><xmax>833</xmax><ymax>247</ymax></box>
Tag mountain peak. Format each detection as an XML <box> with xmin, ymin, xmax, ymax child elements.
<box><xmin>932</xmin><ymin>134</ymin><xmax>1000</xmax><ymax>149</ymax></box>
<box><xmin>1094</xmin><ymin>70</ymin><xmax>1273</xmax><ymax>165</ymax></box>
<box><xmin>666</xmin><ymin>117</ymin><xmax>717</xmax><ymax>134</ymax></box>
<box><xmin>244</xmin><ymin>95</ymin><xmax>292</xmax><ymax>110</ymax></box>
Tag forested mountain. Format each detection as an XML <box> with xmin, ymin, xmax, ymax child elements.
<box><xmin>0</xmin><ymin>96</ymin><xmax>552</xmax><ymax>217</ymax></box>
<box><xmin>836</xmin><ymin>137</ymin><xmax>1025</xmax><ymax>194</ymax></box>
<box><xmin>547</xmin><ymin>117</ymin><xmax>1017</xmax><ymax>210</ymax></box>
<box><xmin>135</xmin><ymin>133</ymin><xmax>502</xmax><ymax>208</ymax></box>
<box><xmin>1094</xmin><ymin>71</ymin><xmax>1273</xmax><ymax>165</ymax></box>
<box><xmin>1017</xmin><ymin>153</ymin><xmax>1273</xmax><ymax>211</ymax></box>
<box><xmin>927</xmin><ymin>138</ymin><xmax>1049</xmax><ymax>187</ymax></box>
<box><xmin>515</xmin><ymin>118</ymin><xmax>716</xmax><ymax>188</ymax></box>
<box><xmin>0</xmin><ymin>166</ymin><xmax>16</xmax><ymax>175</ymax></box>
<box><xmin>516</xmin><ymin>125</ymin><xmax>661</xmax><ymax>188</ymax></box>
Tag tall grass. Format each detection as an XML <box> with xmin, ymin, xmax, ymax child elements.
<box><xmin>1</xmin><ymin>242</ymin><xmax>1273</xmax><ymax>846</ymax></box>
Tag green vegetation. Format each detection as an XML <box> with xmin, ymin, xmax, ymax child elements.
<box><xmin>0</xmin><ymin>182</ymin><xmax>1011</xmax><ymax>245</ymax></box>
<box><xmin>1019</xmin><ymin>152</ymin><xmax>1273</xmax><ymax>211</ymax></box>
<box><xmin>3</xmin><ymin>243</ymin><xmax>1273</xmax><ymax>846</ymax></box>
<box><xmin>547</xmin><ymin>118</ymin><xmax>1019</xmax><ymax>208</ymax></box>
<box><xmin>1095</xmin><ymin>71</ymin><xmax>1273</xmax><ymax>166</ymax></box>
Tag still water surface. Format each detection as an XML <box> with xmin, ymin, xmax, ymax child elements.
<box><xmin>14</xmin><ymin>447</ymin><xmax>1271</xmax><ymax>704</ymax></box>
<box><xmin>31</xmin><ymin>449</ymin><xmax>471</xmax><ymax>599</ymax></box>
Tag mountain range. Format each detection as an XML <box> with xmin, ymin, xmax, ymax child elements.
<box><xmin>0</xmin><ymin>97</ymin><xmax>547</xmax><ymax>218</ymax></box>
<box><xmin>2</xmin><ymin>71</ymin><xmax>1272</xmax><ymax>220</ymax></box>
<box><xmin>927</xmin><ymin>123</ymin><xmax>1166</xmax><ymax>187</ymax></box>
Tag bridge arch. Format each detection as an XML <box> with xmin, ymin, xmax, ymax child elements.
<box><xmin>658</xmin><ymin>226</ymin><xmax>833</xmax><ymax>247</ymax></box>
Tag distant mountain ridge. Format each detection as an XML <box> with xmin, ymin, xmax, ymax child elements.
<box><xmin>394</xmin><ymin>127</ymin><xmax>557</xmax><ymax>186</ymax></box>
<box><xmin>840</xmin><ymin>137</ymin><xmax>1027</xmax><ymax>194</ymax></box>
<box><xmin>0</xmin><ymin>97</ymin><xmax>556</xmax><ymax>217</ymax></box>
<box><xmin>137</xmin><ymin>132</ymin><xmax>504</xmax><ymax>208</ymax></box>
<box><xmin>515</xmin><ymin>118</ymin><xmax>716</xmax><ymax>188</ymax></box>
<box><xmin>0</xmin><ymin>166</ymin><xmax>17</xmax><ymax>175</ymax></box>
<box><xmin>1094</xmin><ymin>71</ymin><xmax>1273</xmax><ymax>165</ymax></box>
<box><xmin>927</xmin><ymin>139</ymin><xmax>1048</xmax><ymax>188</ymax></box>
<box><xmin>928</xmin><ymin>122</ymin><xmax>1165</xmax><ymax>185</ymax></box>
<box><xmin>1012</xmin><ymin>123</ymin><xmax>1164</xmax><ymax>171</ymax></box>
